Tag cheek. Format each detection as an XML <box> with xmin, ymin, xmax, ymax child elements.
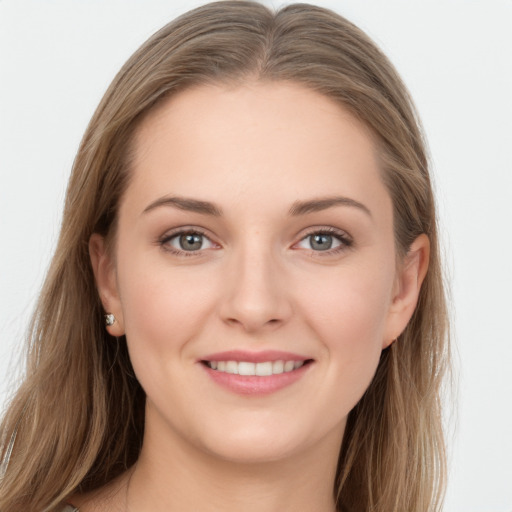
<box><xmin>116</xmin><ymin>254</ymin><xmax>218</xmax><ymax>369</ymax></box>
<box><xmin>296</xmin><ymin>261</ymin><xmax>393</xmax><ymax>396</ymax></box>
<box><xmin>300</xmin><ymin>260</ymin><xmax>393</xmax><ymax>339</ymax></box>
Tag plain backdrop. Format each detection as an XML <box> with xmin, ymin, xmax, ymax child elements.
<box><xmin>1</xmin><ymin>1</ymin><xmax>511</xmax><ymax>510</ymax></box>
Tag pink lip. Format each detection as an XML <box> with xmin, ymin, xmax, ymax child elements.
<box><xmin>198</xmin><ymin>350</ymin><xmax>314</xmax><ymax>395</ymax></box>
<box><xmin>200</xmin><ymin>350</ymin><xmax>310</xmax><ymax>363</ymax></box>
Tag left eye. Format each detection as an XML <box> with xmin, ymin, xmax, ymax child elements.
<box><xmin>165</xmin><ymin>232</ymin><xmax>215</xmax><ymax>252</ymax></box>
<box><xmin>296</xmin><ymin>232</ymin><xmax>344</xmax><ymax>251</ymax></box>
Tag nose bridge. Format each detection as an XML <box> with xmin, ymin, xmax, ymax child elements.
<box><xmin>220</xmin><ymin>234</ymin><xmax>291</xmax><ymax>332</ymax></box>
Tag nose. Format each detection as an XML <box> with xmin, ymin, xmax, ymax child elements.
<box><xmin>219</xmin><ymin>243</ymin><xmax>293</xmax><ymax>333</ymax></box>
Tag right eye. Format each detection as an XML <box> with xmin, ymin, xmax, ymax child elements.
<box><xmin>161</xmin><ymin>230</ymin><xmax>217</xmax><ymax>254</ymax></box>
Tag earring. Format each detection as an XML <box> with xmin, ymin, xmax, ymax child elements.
<box><xmin>105</xmin><ymin>313</ymin><xmax>116</xmax><ymax>326</ymax></box>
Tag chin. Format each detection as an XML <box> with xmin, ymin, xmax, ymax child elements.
<box><xmin>194</xmin><ymin>416</ymin><xmax>341</xmax><ymax>466</ymax></box>
<box><xmin>203</xmin><ymin>437</ymin><xmax>303</xmax><ymax>465</ymax></box>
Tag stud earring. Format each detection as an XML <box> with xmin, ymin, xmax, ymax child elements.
<box><xmin>104</xmin><ymin>313</ymin><xmax>116</xmax><ymax>326</ymax></box>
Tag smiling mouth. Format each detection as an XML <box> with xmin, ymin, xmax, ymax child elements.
<box><xmin>202</xmin><ymin>360</ymin><xmax>313</xmax><ymax>376</ymax></box>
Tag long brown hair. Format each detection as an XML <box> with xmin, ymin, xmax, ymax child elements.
<box><xmin>0</xmin><ymin>2</ymin><xmax>450</xmax><ymax>511</ymax></box>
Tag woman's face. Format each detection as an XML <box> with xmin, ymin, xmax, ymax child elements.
<box><xmin>91</xmin><ymin>82</ymin><xmax>427</xmax><ymax>464</ymax></box>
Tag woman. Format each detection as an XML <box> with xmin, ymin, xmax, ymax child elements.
<box><xmin>0</xmin><ymin>1</ymin><xmax>450</xmax><ymax>511</ymax></box>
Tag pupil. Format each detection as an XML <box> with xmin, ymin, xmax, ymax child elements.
<box><xmin>311</xmin><ymin>234</ymin><xmax>332</xmax><ymax>251</ymax></box>
<box><xmin>180</xmin><ymin>233</ymin><xmax>203</xmax><ymax>251</ymax></box>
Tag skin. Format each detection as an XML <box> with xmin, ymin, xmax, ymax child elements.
<box><xmin>84</xmin><ymin>82</ymin><xmax>429</xmax><ymax>512</ymax></box>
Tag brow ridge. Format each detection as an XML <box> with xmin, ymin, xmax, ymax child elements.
<box><xmin>143</xmin><ymin>196</ymin><xmax>223</xmax><ymax>216</ymax></box>
<box><xmin>143</xmin><ymin>195</ymin><xmax>370</xmax><ymax>218</ymax></box>
<box><xmin>288</xmin><ymin>196</ymin><xmax>372</xmax><ymax>217</ymax></box>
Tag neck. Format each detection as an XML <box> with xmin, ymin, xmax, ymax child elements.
<box><xmin>127</xmin><ymin>413</ymin><xmax>343</xmax><ymax>512</ymax></box>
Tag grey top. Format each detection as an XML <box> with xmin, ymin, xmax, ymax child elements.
<box><xmin>61</xmin><ymin>506</ymin><xmax>79</xmax><ymax>512</ymax></box>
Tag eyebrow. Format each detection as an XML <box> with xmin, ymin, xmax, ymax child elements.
<box><xmin>142</xmin><ymin>194</ymin><xmax>371</xmax><ymax>218</ymax></box>
<box><xmin>288</xmin><ymin>196</ymin><xmax>372</xmax><ymax>217</ymax></box>
<box><xmin>142</xmin><ymin>196</ymin><xmax>223</xmax><ymax>216</ymax></box>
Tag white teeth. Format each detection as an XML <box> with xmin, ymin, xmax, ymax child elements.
<box><xmin>255</xmin><ymin>361</ymin><xmax>273</xmax><ymax>376</ymax></box>
<box><xmin>284</xmin><ymin>360</ymin><xmax>295</xmax><ymax>372</ymax></box>
<box><xmin>226</xmin><ymin>361</ymin><xmax>238</xmax><ymax>374</ymax></box>
<box><xmin>272</xmin><ymin>360</ymin><xmax>284</xmax><ymax>374</ymax></box>
<box><xmin>238</xmin><ymin>362</ymin><xmax>255</xmax><ymax>376</ymax></box>
<box><xmin>207</xmin><ymin>359</ymin><xmax>306</xmax><ymax>376</ymax></box>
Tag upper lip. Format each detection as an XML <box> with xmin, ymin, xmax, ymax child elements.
<box><xmin>200</xmin><ymin>350</ymin><xmax>312</xmax><ymax>363</ymax></box>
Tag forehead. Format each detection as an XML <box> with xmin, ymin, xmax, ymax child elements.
<box><xmin>126</xmin><ymin>81</ymin><xmax>388</xmax><ymax>217</ymax></box>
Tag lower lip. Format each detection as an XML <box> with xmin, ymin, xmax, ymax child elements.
<box><xmin>201</xmin><ymin>362</ymin><xmax>312</xmax><ymax>395</ymax></box>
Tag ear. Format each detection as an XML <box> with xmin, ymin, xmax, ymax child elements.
<box><xmin>89</xmin><ymin>233</ymin><xmax>125</xmax><ymax>337</ymax></box>
<box><xmin>383</xmin><ymin>234</ymin><xmax>430</xmax><ymax>348</ymax></box>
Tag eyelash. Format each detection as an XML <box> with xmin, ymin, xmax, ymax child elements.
<box><xmin>158</xmin><ymin>226</ymin><xmax>353</xmax><ymax>257</ymax></box>
<box><xmin>158</xmin><ymin>227</ymin><xmax>216</xmax><ymax>257</ymax></box>
<box><xmin>297</xmin><ymin>227</ymin><xmax>353</xmax><ymax>257</ymax></box>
